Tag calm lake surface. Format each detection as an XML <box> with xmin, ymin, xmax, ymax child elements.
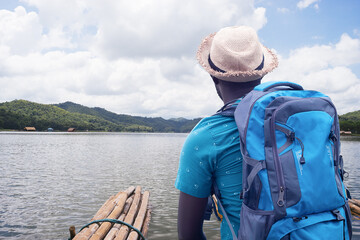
<box><xmin>0</xmin><ymin>132</ymin><xmax>359</xmax><ymax>239</ymax></box>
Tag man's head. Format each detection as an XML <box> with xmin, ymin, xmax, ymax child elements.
<box><xmin>197</xmin><ymin>26</ymin><xmax>278</xmax><ymax>102</ymax></box>
<box><xmin>197</xmin><ymin>26</ymin><xmax>278</xmax><ymax>83</ymax></box>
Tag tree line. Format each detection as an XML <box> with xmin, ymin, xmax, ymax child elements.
<box><xmin>0</xmin><ymin>100</ymin><xmax>200</xmax><ymax>132</ymax></box>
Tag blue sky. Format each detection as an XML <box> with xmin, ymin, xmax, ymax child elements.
<box><xmin>259</xmin><ymin>0</ymin><xmax>360</xmax><ymax>55</ymax></box>
<box><xmin>0</xmin><ymin>0</ymin><xmax>359</xmax><ymax>118</ymax></box>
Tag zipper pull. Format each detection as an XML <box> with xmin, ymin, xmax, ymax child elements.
<box><xmin>300</xmin><ymin>155</ymin><xmax>305</xmax><ymax>165</ymax></box>
<box><xmin>277</xmin><ymin>187</ymin><xmax>285</xmax><ymax>207</ymax></box>
<box><xmin>295</xmin><ymin>136</ymin><xmax>305</xmax><ymax>164</ymax></box>
<box><xmin>329</xmin><ymin>130</ymin><xmax>337</xmax><ymax>142</ymax></box>
<box><xmin>287</xmin><ymin>131</ymin><xmax>295</xmax><ymax>141</ymax></box>
<box><xmin>287</xmin><ymin>131</ymin><xmax>305</xmax><ymax>164</ymax></box>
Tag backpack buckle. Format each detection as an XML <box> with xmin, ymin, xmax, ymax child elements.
<box><xmin>329</xmin><ymin>131</ymin><xmax>337</xmax><ymax>142</ymax></box>
<box><xmin>289</xmin><ymin>132</ymin><xmax>295</xmax><ymax>141</ymax></box>
<box><xmin>292</xmin><ymin>216</ymin><xmax>308</xmax><ymax>222</ymax></box>
<box><xmin>331</xmin><ymin>209</ymin><xmax>344</xmax><ymax>221</ymax></box>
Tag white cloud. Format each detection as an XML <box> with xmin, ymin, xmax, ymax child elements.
<box><xmin>1</xmin><ymin>1</ymin><xmax>359</xmax><ymax>119</ymax></box>
<box><xmin>266</xmin><ymin>34</ymin><xmax>360</xmax><ymax>115</ymax></box>
<box><xmin>0</xmin><ymin>0</ymin><xmax>266</xmax><ymax>118</ymax></box>
<box><xmin>297</xmin><ymin>0</ymin><xmax>320</xmax><ymax>9</ymax></box>
<box><xmin>18</xmin><ymin>0</ymin><xmax>267</xmax><ymax>59</ymax></box>
<box><xmin>277</xmin><ymin>8</ymin><xmax>290</xmax><ymax>14</ymax></box>
<box><xmin>89</xmin><ymin>0</ymin><xmax>267</xmax><ymax>59</ymax></box>
<box><xmin>0</xmin><ymin>48</ymin><xmax>220</xmax><ymax>118</ymax></box>
<box><xmin>0</xmin><ymin>6</ymin><xmax>42</xmax><ymax>54</ymax></box>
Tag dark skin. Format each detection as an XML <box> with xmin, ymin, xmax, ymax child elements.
<box><xmin>177</xmin><ymin>77</ymin><xmax>261</xmax><ymax>240</ymax></box>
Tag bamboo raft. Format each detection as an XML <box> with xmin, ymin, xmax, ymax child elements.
<box><xmin>349</xmin><ymin>198</ymin><xmax>360</xmax><ymax>220</ymax></box>
<box><xmin>69</xmin><ymin>186</ymin><xmax>151</xmax><ymax>240</ymax></box>
<box><xmin>68</xmin><ymin>185</ymin><xmax>360</xmax><ymax>240</ymax></box>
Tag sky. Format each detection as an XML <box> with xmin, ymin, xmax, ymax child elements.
<box><xmin>0</xmin><ymin>0</ymin><xmax>359</xmax><ymax>119</ymax></box>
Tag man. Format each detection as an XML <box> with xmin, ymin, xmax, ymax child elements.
<box><xmin>175</xmin><ymin>26</ymin><xmax>278</xmax><ymax>239</ymax></box>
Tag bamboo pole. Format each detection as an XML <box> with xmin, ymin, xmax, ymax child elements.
<box><xmin>104</xmin><ymin>197</ymin><xmax>134</xmax><ymax>240</ymax></box>
<box><xmin>349</xmin><ymin>198</ymin><xmax>360</xmax><ymax>208</ymax></box>
<box><xmin>73</xmin><ymin>196</ymin><xmax>116</xmax><ymax>240</ymax></box>
<box><xmin>141</xmin><ymin>209</ymin><xmax>152</xmax><ymax>238</ymax></box>
<box><xmin>124</xmin><ymin>186</ymin><xmax>136</xmax><ymax>196</ymax></box>
<box><xmin>114</xmin><ymin>186</ymin><xmax>142</xmax><ymax>240</ymax></box>
<box><xmin>74</xmin><ymin>187</ymin><xmax>135</xmax><ymax>240</ymax></box>
<box><xmin>104</xmin><ymin>214</ymin><xmax>126</xmax><ymax>240</ymax></box>
<box><xmin>92</xmin><ymin>196</ymin><xmax>115</xmax><ymax>220</ymax></box>
<box><xmin>127</xmin><ymin>191</ymin><xmax>150</xmax><ymax>240</ymax></box>
<box><xmin>349</xmin><ymin>201</ymin><xmax>360</xmax><ymax>218</ymax></box>
<box><xmin>89</xmin><ymin>192</ymin><xmax>129</xmax><ymax>240</ymax></box>
<box><xmin>69</xmin><ymin>226</ymin><xmax>76</xmax><ymax>239</ymax></box>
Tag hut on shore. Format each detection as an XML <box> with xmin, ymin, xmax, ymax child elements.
<box><xmin>24</xmin><ymin>127</ymin><xmax>36</xmax><ymax>131</ymax></box>
<box><xmin>340</xmin><ymin>131</ymin><xmax>352</xmax><ymax>135</ymax></box>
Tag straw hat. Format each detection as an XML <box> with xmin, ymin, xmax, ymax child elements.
<box><xmin>197</xmin><ymin>26</ymin><xmax>278</xmax><ymax>82</ymax></box>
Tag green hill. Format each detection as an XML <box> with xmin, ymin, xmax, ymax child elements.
<box><xmin>0</xmin><ymin>100</ymin><xmax>127</xmax><ymax>131</ymax></box>
<box><xmin>339</xmin><ymin>110</ymin><xmax>360</xmax><ymax>134</ymax></box>
<box><xmin>0</xmin><ymin>100</ymin><xmax>200</xmax><ymax>132</ymax></box>
<box><xmin>1</xmin><ymin>99</ymin><xmax>359</xmax><ymax>133</ymax></box>
<box><xmin>54</xmin><ymin>101</ymin><xmax>200</xmax><ymax>132</ymax></box>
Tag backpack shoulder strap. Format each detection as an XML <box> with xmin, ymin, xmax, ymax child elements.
<box><xmin>254</xmin><ymin>81</ymin><xmax>303</xmax><ymax>92</ymax></box>
<box><xmin>214</xmin><ymin>98</ymin><xmax>242</xmax><ymax>117</ymax></box>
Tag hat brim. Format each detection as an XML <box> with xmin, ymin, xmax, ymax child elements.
<box><xmin>197</xmin><ymin>33</ymin><xmax>279</xmax><ymax>82</ymax></box>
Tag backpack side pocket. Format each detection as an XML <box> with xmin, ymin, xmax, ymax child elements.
<box><xmin>239</xmin><ymin>203</ymin><xmax>275</xmax><ymax>240</ymax></box>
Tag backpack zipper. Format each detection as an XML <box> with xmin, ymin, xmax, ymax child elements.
<box><xmin>270</xmin><ymin>97</ymin><xmax>337</xmax><ymax>210</ymax></box>
<box><xmin>270</xmin><ymin>113</ymin><xmax>286</xmax><ymax>207</ymax></box>
<box><xmin>295</xmin><ymin>136</ymin><xmax>305</xmax><ymax>164</ymax></box>
<box><xmin>270</xmin><ymin>100</ymin><xmax>307</xmax><ymax>208</ymax></box>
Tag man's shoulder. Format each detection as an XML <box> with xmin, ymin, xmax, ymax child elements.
<box><xmin>186</xmin><ymin>114</ymin><xmax>237</xmax><ymax>145</ymax></box>
<box><xmin>194</xmin><ymin>114</ymin><xmax>234</xmax><ymax>132</ymax></box>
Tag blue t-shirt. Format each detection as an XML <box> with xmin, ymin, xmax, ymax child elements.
<box><xmin>175</xmin><ymin>113</ymin><xmax>243</xmax><ymax>239</ymax></box>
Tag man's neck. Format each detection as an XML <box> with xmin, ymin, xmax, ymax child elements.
<box><xmin>218</xmin><ymin>79</ymin><xmax>261</xmax><ymax>104</ymax></box>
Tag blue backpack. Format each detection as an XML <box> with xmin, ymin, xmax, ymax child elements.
<box><xmin>212</xmin><ymin>81</ymin><xmax>352</xmax><ymax>239</ymax></box>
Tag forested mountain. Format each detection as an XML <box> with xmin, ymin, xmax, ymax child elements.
<box><xmin>339</xmin><ymin>110</ymin><xmax>360</xmax><ymax>134</ymax></box>
<box><xmin>54</xmin><ymin>101</ymin><xmax>200</xmax><ymax>132</ymax></box>
<box><xmin>0</xmin><ymin>100</ymin><xmax>200</xmax><ymax>132</ymax></box>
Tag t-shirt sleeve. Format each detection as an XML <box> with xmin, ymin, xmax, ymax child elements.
<box><xmin>175</xmin><ymin>123</ymin><xmax>216</xmax><ymax>198</ymax></box>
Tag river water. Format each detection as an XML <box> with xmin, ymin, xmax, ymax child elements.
<box><xmin>0</xmin><ymin>132</ymin><xmax>359</xmax><ymax>239</ymax></box>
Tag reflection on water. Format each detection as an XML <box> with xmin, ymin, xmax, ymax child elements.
<box><xmin>0</xmin><ymin>132</ymin><xmax>359</xmax><ymax>239</ymax></box>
